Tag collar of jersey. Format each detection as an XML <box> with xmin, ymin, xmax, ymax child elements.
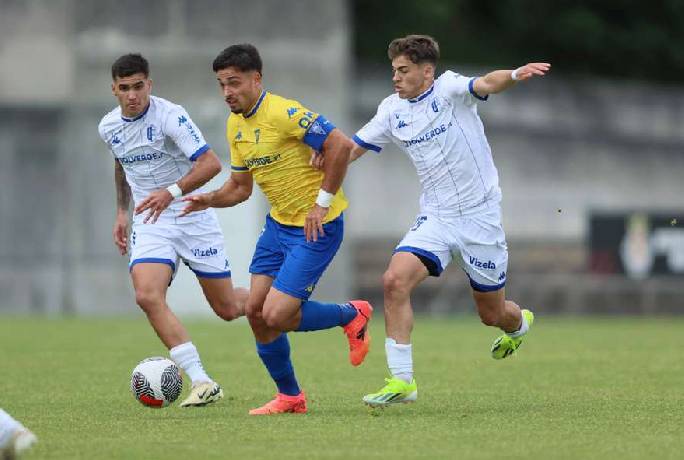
<box><xmin>244</xmin><ymin>91</ymin><xmax>267</xmax><ymax>118</ymax></box>
<box><xmin>121</xmin><ymin>103</ymin><xmax>150</xmax><ymax>122</ymax></box>
<box><xmin>408</xmin><ymin>85</ymin><xmax>434</xmax><ymax>103</ymax></box>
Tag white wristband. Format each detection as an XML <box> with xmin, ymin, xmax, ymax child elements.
<box><xmin>315</xmin><ymin>189</ymin><xmax>334</xmax><ymax>208</ymax></box>
<box><xmin>511</xmin><ymin>67</ymin><xmax>522</xmax><ymax>81</ymax></box>
<box><xmin>166</xmin><ymin>183</ymin><xmax>183</xmax><ymax>199</ymax></box>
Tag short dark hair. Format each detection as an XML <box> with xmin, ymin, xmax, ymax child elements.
<box><xmin>388</xmin><ymin>35</ymin><xmax>440</xmax><ymax>65</ymax></box>
<box><xmin>212</xmin><ymin>44</ymin><xmax>263</xmax><ymax>74</ymax></box>
<box><xmin>111</xmin><ymin>53</ymin><xmax>149</xmax><ymax>80</ymax></box>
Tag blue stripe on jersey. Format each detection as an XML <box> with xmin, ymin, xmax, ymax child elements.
<box><xmin>244</xmin><ymin>91</ymin><xmax>267</xmax><ymax>118</ymax></box>
<box><xmin>352</xmin><ymin>134</ymin><xmax>382</xmax><ymax>153</ymax></box>
<box><xmin>408</xmin><ymin>85</ymin><xmax>434</xmax><ymax>103</ymax></box>
<box><xmin>231</xmin><ymin>165</ymin><xmax>249</xmax><ymax>171</ymax></box>
<box><xmin>468</xmin><ymin>78</ymin><xmax>489</xmax><ymax>101</ymax></box>
<box><xmin>189</xmin><ymin>144</ymin><xmax>210</xmax><ymax>161</ymax></box>
<box><xmin>302</xmin><ymin>115</ymin><xmax>335</xmax><ymax>151</ymax></box>
<box><xmin>121</xmin><ymin>104</ymin><xmax>151</xmax><ymax>122</ymax></box>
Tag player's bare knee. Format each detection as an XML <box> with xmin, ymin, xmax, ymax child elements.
<box><xmin>262</xmin><ymin>307</ymin><xmax>287</xmax><ymax>330</ymax></box>
<box><xmin>382</xmin><ymin>270</ymin><xmax>410</xmax><ymax>299</ymax></box>
<box><xmin>210</xmin><ymin>299</ymin><xmax>239</xmax><ymax>321</ymax></box>
<box><xmin>135</xmin><ymin>289</ymin><xmax>164</xmax><ymax>313</ymax></box>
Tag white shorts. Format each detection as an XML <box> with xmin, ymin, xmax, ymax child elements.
<box><xmin>129</xmin><ymin>213</ymin><xmax>231</xmax><ymax>279</ymax></box>
<box><xmin>395</xmin><ymin>205</ymin><xmax>508</xmax><ymax>292</ymax></box>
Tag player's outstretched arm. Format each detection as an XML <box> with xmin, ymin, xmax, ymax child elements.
<box><xmin>113</xmin><ymin>160</ymin><xmax>131</xmax><ymax>255</ymax></box>
<box><xmin>135</xmin><ymin>149</ymin><xmax>222</xmax><ymax>223</ymax></box>
<box><xmin>180</xmin><ymin>171</ymin><xmax>253</xmax><ymax>216</ymax></box>
<box><xmin>473</xmin><ymin>62</ymin><xmax>551</xmax><ymax>96</ymax></box>
<box><xmin>304</xmin><ymin>129</ymin><xmax>353</xmax><ymax>242</ymax></box>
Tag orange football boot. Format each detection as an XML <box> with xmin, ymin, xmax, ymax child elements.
<box><xmin>342</xmin><ymin>300</ymin><xmax>373</xmax><ymax>366</ymax></box>
<box><xmin>248</xmin><ymin>392</ymin><xmax>307</xmax><ymax>415</ymax></box>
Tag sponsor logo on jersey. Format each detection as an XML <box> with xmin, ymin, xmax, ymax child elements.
<box><xmin>469</xmin><ymin>256</ymin><xmax>496</xmax><ymax>270</ymax></box>
<box><xmin>498</xmin><ymin>271</ymin><xmax>506</xmax><ymax>281</ymax></box>
<box><xmin>403</xmin><ymin>122</ymin><xmax>453</xmax><ymax>147</ymax></box>
<box><xmin>396</xmin><ymin>119</ymin><xmax>408</xmax><ymax>129</ymax></box>
<box><xmin>191</xmin><ymin>247</ymin><xmax>219</xmax><ymax>258</ymax></box>
<box><xmin>254</xmin><ymin>128</ymin><xmax>260</xmax><ymax>143</ymax></box>
<box><xmin>235</xmin><ymin>130</ymin><xmax>242</xmax><ymax>141</ymax></box>
<box><xmin>112</xmin><ymin>135</ymin><xmax>121</xmax><ymax>145</ymax></box>
<box><xmin>244</xmin><ymin>152</ymin><xmax>282</xmax><ymax>168</ymax></box>
<box><xmin>119</xmin><ymin>150</ymin><xmax>165</xmax><ymax>164</ymax></box>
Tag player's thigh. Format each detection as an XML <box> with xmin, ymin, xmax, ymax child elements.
<box><xmin>130</xmin><ymin>263</ymin><xmax>174</xmax><ymax>307</ymax></box>
<box><xmin>393</xmin><ymin>213</ymin><xmax>452</xmax><ymax>279</ymax></box>
<box><xmin>272</xmin><ymin>215</ymin><xmax>344</xmax><ymax>301</ymax></box>
<box><xmin>245</xmin><ymin>274</ymin><xmax>274</xmax><ymax>318</ymax></box>
<box><xmin>451</xmin><ymin>206</ymin><xmax>508</xmax><ymax>293</ymax></box>
<box><xmin>384</xmin><ymin>251</ymin><xmax>431</xmax><ymax>295</ymax></box>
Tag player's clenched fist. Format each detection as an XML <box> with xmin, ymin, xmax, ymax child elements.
<box><xmin>180</xmin><ymin>193</ymin><xmax>212</xmax><ymax>217</ymax></box>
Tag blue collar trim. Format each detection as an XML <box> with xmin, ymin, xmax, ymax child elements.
<box><xmin>244</xmin><ymin>91</ymin><xmax>266</xmax><ymax>118</ymax></box>
<box><xmin>408</xmin><ymin>85</ymin><xmax>434</xmax><ymax>103</ymax></box>
<box><xmin>121</xmin><ymin>103</ymin><xmax>150</xmax><ymax>122</ymax></box>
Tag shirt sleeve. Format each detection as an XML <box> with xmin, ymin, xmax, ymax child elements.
<box><xmin>163</xmin><ymin>105</ymin><xmax>211</xmax><ymax>161</ymax></box>
<box><xmin>97</xmin><ymin>118</ymin><xmax>117</xmax><ymax>157</ymax></box>
<box><xmin>353</xmin><ymin>100</ymin><xmax>392</xmax><ymax>154</ymax></box>
<box><xmin>273</xmin><ymin>100</ymin><xmax>335</xmax><ymax>152</ymax></box>
<box><xmin>439</xmin><ymin>70</ymin><xmax>488</xmax><ymax>105</ymax></box>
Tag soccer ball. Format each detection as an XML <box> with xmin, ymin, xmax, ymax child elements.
<box><xmin>130</xmin><ymin>357</ymin><xmax>183</xmax><ymax>408</ymax></box>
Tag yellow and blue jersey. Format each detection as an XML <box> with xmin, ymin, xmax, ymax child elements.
<box><xmin>227</xmin><ymin>91</ymin><xmax>348</xmax><ymax>227</ymax></box>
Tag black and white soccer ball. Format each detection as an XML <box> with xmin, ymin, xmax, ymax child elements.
<box><xmin>130</xmin><ymin>357</ymin><xmax>183</xmax><ymax>408</ymax></box>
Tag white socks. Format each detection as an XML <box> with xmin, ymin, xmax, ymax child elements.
<box><xmin>169</xmin><ymin>342</ymin><xmax>212</xmax><ymax>385</ymax></box>
<box><xmin>0</xmin><ymin>409</ymin><xmax>20</xmax><ymax>448</ymax></box>
<box><xmin>507</xmin><ymin>311</ymin><xmax>529</xmax><ymax>338</ymax></box>
<box><xmin>385</xmin><ymin>338</ymin><xmax>413</xmax><ymax>383</ymax></box>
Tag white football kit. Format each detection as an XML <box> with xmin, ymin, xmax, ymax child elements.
<box><xmin>98</xmin><ymin>95</ymin><xmax>230</xmax><ymax>278</ymax></box>
<box><xmin>354</xmin><ymin>71</ymin><xmax>507</xmax><ymax>291</ymax></box>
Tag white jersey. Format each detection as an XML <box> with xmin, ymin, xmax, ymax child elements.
<box><xmin>98</xmin><ymin>95</ymin><xmax>213</xmax><ymax>224</ymax></box>
<box><xmin>354</xmin><ymin>71</ymin><xmax>501</xmax><ymax>217</ymax></box>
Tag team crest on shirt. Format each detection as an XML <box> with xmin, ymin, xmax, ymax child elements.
<box><xmin>431</xmin><ymin>100</ymin><xmax>439</xmax><ymax>113</ymax></box>
<box><xmin>287</xmin><ymin>107</ymin><xmax>298</xmax><ymax>118</ymax></box>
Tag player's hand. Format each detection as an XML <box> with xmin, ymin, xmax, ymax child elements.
<box><xmin>305</xmin><ymin>204</ymin><xmax>328</xmax><ymax>242</ymax></box>
<box><xmin>135</xmin><ymin>189</ymin><xmax>174</xmax><ymax>224</ymax></box>
<box><xmin>513</xmin><ymin>63</ymin><xmax>551</xmax><ymax>81</ymax></box>
<box><xmin>309</xmin><ymin>151</ymin><xmax>325</xmax><ymax>170</ymax></box>
<box><xmin>180</xmin><ymin>193</ymin><xmax>212</xmax><ymax>217</ymax></box>
<box><xmin>112</xmin><ymin>211</ymin><xmax>129</xmax><ymax>255</ymax></box>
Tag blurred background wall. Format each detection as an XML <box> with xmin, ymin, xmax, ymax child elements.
<box><xmin>0</xmin><ymin>0</ymin><xmax>682</xmax><ymax>316</ymax></box>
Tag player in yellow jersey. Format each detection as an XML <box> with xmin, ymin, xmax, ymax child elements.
<box><xmin>181</xmin><ymin>44</ymin><xmax>373</xmax><ymax>415</ymax></box>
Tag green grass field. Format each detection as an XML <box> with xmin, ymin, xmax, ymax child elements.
<box><xmin>1</xmin><ymin>315</ymin><xmax>683</xmax><ymax>459</ymax></box>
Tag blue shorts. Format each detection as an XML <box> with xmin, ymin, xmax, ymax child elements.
<box><xmin>249</xmin><ymin>213</ymin><xmax>344</xmax><ymax>300</ymax></box>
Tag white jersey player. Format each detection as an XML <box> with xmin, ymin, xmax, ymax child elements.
<box><xmin>98</xmin><ymin>53</ymin><xmax>248</xmax><ymax>407</ymax></box>
<box><xmin>0</xmin><ymin>409</ymin><xmax>36</xmax><ymax>459</ymax></box>
<box><xmin>315</xmin><ymin>35</ymin><xmax>550</xmax><ymax>406</ymax></box>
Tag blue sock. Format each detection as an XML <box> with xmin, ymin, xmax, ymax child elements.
<box><xmin>256</xmin><ymin>334</ymin><xmax>300</xmax><ymax>396</ymax></box>
<box><xmin>296</xmin><ymin>300</ymin><xmax>357</xmax><ymax>332</ymax></box>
